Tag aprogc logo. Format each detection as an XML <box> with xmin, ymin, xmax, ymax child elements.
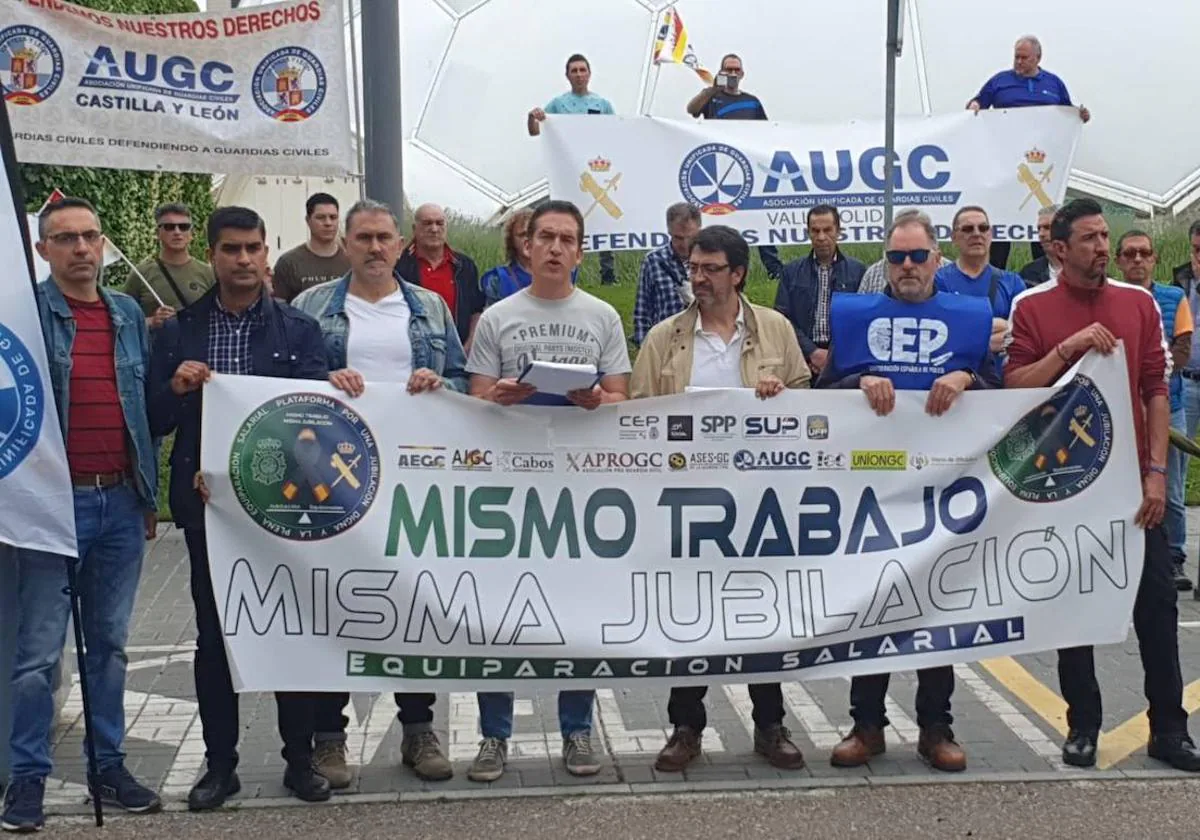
<box><xmin>679</xmin><ymin>142</ymin><xmax>958</xmax><ymax>213</ymax></box>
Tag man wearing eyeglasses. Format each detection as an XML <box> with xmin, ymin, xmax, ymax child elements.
<box><xmin>818</xmin><ymin>210</ymin><xmax>997</xmax><ymax>774</ymax></box>
<box><xmin>1115</xmin><ymin>231</ymin><xmax>1194</xmax><ymax>591</ymax></box>
<box><xmin>936</xmin><ymin>206</ymin><xmax>1025</xmax><ymax>359</ymax></box>
<box><xmin>4</xmin><ymin>198</ymin><xmax>161</xmax><ymax>832</ymax></box>
<box><xmin>127</xmin><ymin>202</ymin><xmax>214</xmax><ymax>330</ymax></box>
<box><xmin>631</xmin><ymin>225</ymin><xmax>810</xmax><ymax>773</ymax></box>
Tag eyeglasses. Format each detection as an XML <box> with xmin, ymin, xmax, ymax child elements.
<box><xmin>45</xmin><ymin>231</ymin><xmax>103</xmax><ymax>246</ymax></box>
<box><xmin>1119</xmin><ymin>248</ymin><xmax>1154</xmax><ymax>260</ymax></box>
<box><xmin>687</xmin><ymin>262</ymin><xmax>730</xmax><ymax>277</ymax></box>
<box><xmin>956</xmin><ymin>223</ymin><xmax>991</xmax><ymax>235</ymax></box>
<box><xmin>884</xmin><ymin>249</ymin><xmax>932</xmax><ymax>265</ymax></box>
<box><xmin>158</xmin><ymin>222</ymin><xmax>192</xmax><ymax>232</ymax></box>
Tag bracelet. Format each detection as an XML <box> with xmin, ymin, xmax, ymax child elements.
<box><xmin>1148</xmin><ymin>464</ymin><xmax>1168</xmax><ymax>476</ymax></box>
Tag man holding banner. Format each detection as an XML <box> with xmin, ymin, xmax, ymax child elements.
<box><xmin>4</xmin><ymin>198</ymin><xmax>160</xmax><ymax>832</ymax></box>
<box><xmin>1004</xmin><ymin>198</ymin><xmax>1200</xmax><ymax>771</ymax></box>
<box><xmin>819</xmin><ymin>210</ymin><xmax>997</xmax><ymax>773</ymax></box>
<box><xmin>631</xmin><ymin>225</ymin><xmax>809</xmax><ymax>772</ymax></box>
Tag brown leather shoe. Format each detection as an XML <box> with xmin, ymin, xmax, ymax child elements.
<box><xmin>754</xmin><ymin>725</ymin><xmax>806</xmax><ymax>770</ymax></box>
<box><xmin>918</xmin><ymin>725</ymin><xmax>966</xmax><ymax>772</ymax></box>
<box><xmin>655</xmin><ymin>726</ymin><xmax>702</xmax><ymax>772</ymax></box>
<box><xmin>830</xmin><ymin>724</ymin><xmax>886</xmax><ymax>767</ymax></box>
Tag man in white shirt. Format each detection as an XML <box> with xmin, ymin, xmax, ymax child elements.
<box><xmin>291</xmin><ymin>198</ymin><xmax>468</xmax><ymax>788</ymax></box>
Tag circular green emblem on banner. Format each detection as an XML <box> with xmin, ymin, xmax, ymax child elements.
<box><xmin>230</xmin><ymin>393</ymin><xmax>380</xmax><ymax>540</ymax></box>
<box><xmin>988</xmin><ymin>374</ymin><xmax>1112</xmax><ymax>503</ymax></box>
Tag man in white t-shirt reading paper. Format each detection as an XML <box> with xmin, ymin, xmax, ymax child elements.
<box><xmin>464</xmin><ymin>199</ymin><xmax>631</xmax><ymax>782</ymax></box>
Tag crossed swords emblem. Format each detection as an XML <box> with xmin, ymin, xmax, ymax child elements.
<box><xmin>579</xmin><ymin>171</ymin><xmax>623</xmax><ymax>220</ymax></box>
<box><xmin>1017</xmin><ymin>161</ymin><xmax>1054</xmax><ymax>210</ymax></box>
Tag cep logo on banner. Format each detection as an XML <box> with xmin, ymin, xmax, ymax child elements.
<box><xmin>867</xmin><ymin>317</ymin><xmax>952</xmax><ymax>366</ymax></box>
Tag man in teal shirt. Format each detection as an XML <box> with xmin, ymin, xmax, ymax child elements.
<box><xmin>528</xmin><ymin>54</ymin><xmax>617</xmax><ymax>285</ymax></box>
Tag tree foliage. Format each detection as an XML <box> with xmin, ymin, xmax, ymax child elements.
<box><xmin>17</xmin><ymin>0</ymin><xmax>214</xmax><ymax>284</ymax></box>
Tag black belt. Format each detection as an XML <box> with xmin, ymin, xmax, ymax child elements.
<box><xmin>1181</xmin><ymin>370</ymin><xmax>1200</xmax><ymax>382</ymax></box>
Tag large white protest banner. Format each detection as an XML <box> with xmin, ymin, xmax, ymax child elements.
<box><xmin>543</xmin><ymin>108</ymin><xmax>1081</xmax><ymax>253</ymax></box>
<box><xmin>201</xmin><ymin>351</ymin><xmax>1139</xmax><ymax>692</ymax></box>
<box><xmin>3</xmin><ymin>0</ymin><xmax>352</xmax><ymax>176</ymax></box>
<box><xmin>0</xmin><ymin>103</ymin><xmax>75</xmax><ymax>556</ymax></box>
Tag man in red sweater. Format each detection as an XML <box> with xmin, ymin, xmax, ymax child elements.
<box><xmin>1005</xmin><ymin>198</ymin><xmax>1200</xmax><ymax>771</ymax></box>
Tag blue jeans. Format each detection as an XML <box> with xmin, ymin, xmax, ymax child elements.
<box><xmin>0</xmin><ymin>544</ymin><xmax>17</xmax><ymax>785</ymax></box>
<box><xmin>1167</xmin><ymin>405</ymin><xmax>1188</xmax><ymax>559</ymax></box>
<box><xmin>1177</xmin><ymin>378</ymin><xmax>1200</xmax><ymax>559</ymax></box>
<box><xmin>477</xmin><ymin>691</ymin><xmax>594</xmax><ymax>739</ymax></box>
<box><xmin>7</xmin><ymin>484</ymin><xmax>146</xmax><ymax>780</ymax></box>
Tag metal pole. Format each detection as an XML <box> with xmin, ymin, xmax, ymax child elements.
<box><xmin>346</xmin><ymin>0</ymin><xmax>366</xmax><ymax>199</ymax></box>
<box><xmin>882</xmin><ymin>0</ymin><xmax>902</xmax><ymax>232</ymax></box>
<box><xmin>65</xmin><ymin>560</ymin><xmax>104</xmax><ymax>827</ymax></box>
<box><xmin>361</xmin><ymin>0</ymin><xmax>404</xmax><ymax>224</ymax></box>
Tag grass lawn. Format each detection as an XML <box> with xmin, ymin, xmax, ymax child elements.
<box><xmin>153</xmin><ymin>217</ymin><xmax>1200</xmax><ymax>520</ymax></box>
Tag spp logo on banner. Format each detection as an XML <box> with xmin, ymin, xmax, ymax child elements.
<box><xmin>0</xmin><ymin>323</ymin><xmax>45</xmax><ymax>477</ymax></box>
<box><xmin>743</xmin><ymin>415</ymin><xmax>801</xmax><ymax>439</ymax></box>
<box><xmin>253</xmin><ymin>47</ymin><xmax>328</xmax><ymax>122</ymax></box>
<box><xmin>677</xmin><ymin>142</ymin><xmax>957</xmax><ymax>215</ymax></box>
<box><xmin>0</xmin><ymin>26</ymin><xmax>64</xmax><ymax>105</ymax></box>
<box><xmin>229</xmin><ymin>393</ymin><xmax>380</xmax><ymax>541</ymax></box>
<box><xmin>867</xmin><ymin>318</ymin><xmax>952</xmax><ymax>366</ymax></box>
<box><xmin>700</xmin><ymin>414</ymin><xmax>737</xmax><ymax>439</ymax></box>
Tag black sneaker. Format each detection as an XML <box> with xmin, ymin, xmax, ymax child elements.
<box><xmin>1173</xmin><ymin>562</ymin><xmax>1194</xmax><ymax>592</ymax></box>
<box><xmin>88</xmin><ymin>764</ymin><xmax>161</xmax><ymax>814</ymax></box>
<box><xmin>1148</xmin><ymin>733</ymin><xmax>1200</xmax><ymax>771</ymax></box>
<box><xmin>1</xmin><ymin>777</ymin><xmax>45</xmax><ymax>833</ymax></box>
<box><xmin>1062</xmin><ymin>729</ymin><xmax>1098</xmax><ymax>767</ymax></box>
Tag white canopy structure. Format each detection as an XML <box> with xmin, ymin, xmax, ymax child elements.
<box><xmin>220</xmin><ymin>0</ymin><xmax>1200</xmax><ymax>224</ymax></box>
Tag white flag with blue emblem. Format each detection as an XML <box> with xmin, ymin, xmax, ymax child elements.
<box><xmin>0</xmin><ymin>104</ymin><xmax>76</xmax><ymax>557</ymax></box>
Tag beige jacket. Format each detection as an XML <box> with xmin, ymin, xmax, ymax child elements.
<box><xmin>631</xmin><ymin>297</ymin><xmax>811</xmax><ymax>398</ymax></box>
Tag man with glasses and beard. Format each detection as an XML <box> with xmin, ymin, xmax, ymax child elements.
<box><xmin>818</xmin><ymin>210</ymin><xmax>997</xmax><ymax>774</ymax></box>
<box><xmin>127</xmin><ymin>202</ymin><xmax>214</xmax><ymax>331</ymax></box>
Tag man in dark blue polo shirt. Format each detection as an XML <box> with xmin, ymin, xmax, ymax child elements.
<box><xmin>968</xmin><ymin>35</ymin><xmax>1089</xmax><ymax>270</ymax></box>
<box><xmin>686</xmin><ymin>53</ymin><xmax>782</xmax><ymax>280</ymax></box>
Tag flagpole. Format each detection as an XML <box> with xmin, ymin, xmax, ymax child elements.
<box><xmin>644</xmin><ymin>63</ymin><xmax>662</xmax><ymax>116</ymax></box>
<box><xmin>346</xmin><ymin>0</ymin><xmax>366</xmax><ymax>200</ymax></box>
<box><xmin>108</xmin><ymin>239</ymin><xmax>167</xmax><ymax>309</ymax></box>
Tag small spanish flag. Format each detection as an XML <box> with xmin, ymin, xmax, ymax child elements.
<box><xmin>652</xmin><ymin>7</ymin><xmax>713</xmax><ymax>84</ymax></box>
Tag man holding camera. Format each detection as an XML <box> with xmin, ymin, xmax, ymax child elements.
<box><xmin>686</xmin><ymin>54</ymin><xmax>782</xmax><ymax>279</ymax></box>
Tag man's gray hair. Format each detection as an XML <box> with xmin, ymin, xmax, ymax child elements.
<box><xmin>1036</xmin><ymin>202</ymin><xmax>1059</xmax><ymax>219</ymax></box>
<box><xmin>885</xmin><ymin>209</ymin><xmax>937</xmax><ymax>249</ymax></box>
<box><xmin>666</xmin><ymin>202</ymin><xmax>701</xmax><ymax>228</ymax></box>
<box><xmin>344</xmin><ymin>198</ymin><xmax>399</xmax><ymax>233</ymax></box>
<box><xmin>1016</xmin><ymin>35</ymin><xmax>1042</xmax><ymax>57</ymax></box>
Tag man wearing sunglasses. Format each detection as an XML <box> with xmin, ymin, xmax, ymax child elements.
<box><xmin>818</xmin><ymin>210</ymin><xmax>997</xmax><ymax>774</ymax></box>
<box><xmin>1115</xmin><ymin>231</ymin><xmax>1193</xmax><ymax>591</ymax></box>
<box><xmin>126</xmin><ymin>203</ymin><xmax>214</xmax><ymax>331</ymax></box>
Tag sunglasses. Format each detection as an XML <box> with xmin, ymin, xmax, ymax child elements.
<box><xmin>884</xmin><ymin>248</ymin><xmax>932</xmax><ymax>265</ymax></box>
<box><xmin>1120</xmin><ymin>248</ymin><xmax>1154</xmax><ymax>260</ymax></box>
<box><xmin>158</xmin><ymin>222</ymin><xmax>192</xmax><ymax>232</ymax></box>
<box><xmin>956</xmin><ymin>223</ymin><xmax>991</xmax><ymax>235</ymax></box>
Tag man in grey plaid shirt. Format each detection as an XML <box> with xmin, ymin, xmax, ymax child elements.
<box><xmin>632</xmin><ymin>203</ymin><xmax>701</xmax><ymax>345</ymax></box>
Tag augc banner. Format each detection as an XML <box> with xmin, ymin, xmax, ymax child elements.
<box><xmin>201</xmin><ymin>351</ymin><xmax>1139</xmax><ymax>692</ymax></box>
<box><xmin>3</xmin><ymin>0</ymin><xmax>352</xmax><ymax>176</ymax></box>
<box><xmin>542</xmin><ymin>108</ymin><xmax>1081</xmax><ymax>253</ymax></box>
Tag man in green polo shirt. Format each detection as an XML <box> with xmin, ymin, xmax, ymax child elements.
<box><xmin>126</xmin><ymin>202</ymin><xmax>214</xmax><ymax>330</ymax></box>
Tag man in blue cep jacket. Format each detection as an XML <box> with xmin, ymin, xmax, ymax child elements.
<box><xmin>818</xmin><ymin>209</ymin><xmax>998</xmax><ymax>773</ymax></box>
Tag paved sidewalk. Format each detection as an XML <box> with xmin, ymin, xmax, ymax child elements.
<box><xmin>40</xmin><ymin>513</ymin><xmax>1200</xmax><ymax>813</ymax></box>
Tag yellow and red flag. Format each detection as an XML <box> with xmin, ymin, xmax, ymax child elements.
<box><xmin>652</xmin><ymin>7</ymin><xmax>713</xmax><ymax>84</ymax></box>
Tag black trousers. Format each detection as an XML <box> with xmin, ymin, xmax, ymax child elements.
<box><xmin>1057</xmin><ymin>526</ymin><xmax>1187</xmax><ymax>735</ymax></box>
<box><xmin>185</xmin><ymin>528</ymin><xmax>319</xmax><ymax>768</ymax></box>
<box><xmin>667</xmin><ymin>683</ymin><xmax>784</xmax><ymax>732</ymax></box>
<box><xmin>313</xmin><ymin>691</ymin><xmax>437</xmax><ymax>734</ymax></box>
<box><xmin>990</xmin><ymin>240</ymin><xmax>1044</xmax><ymax>271</ymax></box>
<box><xmin>849</xmin><ymin>666</ymin><xmax>954</xmax><ymax>728</ymax></box>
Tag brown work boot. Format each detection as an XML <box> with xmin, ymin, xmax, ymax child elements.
<box><xmin>830</xmin><ymin>724</ymin><xmax>886</xmax><ymax>767</ymax></box>
<box><xmin>312</xmin><ymin>740</ymin><xmax>353</xmax><ymax>790</ymax></box>
<box><xmin>401</xmin><ymin>730</ymin><xmax>453</xmax><ymax>781</ymax></box>
<box><xmin>918</xmin><ymin>724</ymin><xmax>966</xmax><ymax>772</ymax></box>
<box><xmin>754</xmin><ymin>724</ymin><xmax>806</xmax><ymax>770</ymax></box>
<box><xmin>654</xmin><ymin>726</ymin><xmax>702</xmax><ymax>772</ymax></box>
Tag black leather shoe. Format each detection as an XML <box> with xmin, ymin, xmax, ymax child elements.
<box><xmin>187</xmin><ymin>767</ymin><xmax>241</xmax><ymax>812</ymax></box>
<box><xmin>1062</xmin><ymin>730</ymin><xmax>1098</xmax><ymax>767</ymax></box>
<box><xmin>283</xmin><ymin>763</ymin><xmax>332</xmax><ymax>802</ymax></box>
<box><xmin>1148</xmin><ymin>734</ymin><xmax>1200</xmax><ymax>771</ymax></box>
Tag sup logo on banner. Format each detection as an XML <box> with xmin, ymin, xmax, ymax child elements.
<box><xmin>230</xmin><ymin>393</ymin><xmax>379</xmax><ymax>540</ymax></box>
<box><xmin>0</xmin><ymin>323</ymin><xmax>44</xmax><ymax>478</ymax></box>
<box><xmin>0</xmin><ymin>26</ymin><xmax>63</xmax><ymax>105</ymax></box>
<box><xmin>252</xmin><ymin>47</ymin><xmax>327</xmax><ymax>122</ymax></box>
<box><xmin>989</xmin><ymin>374</ymin><xmax>1112</xmax><ymax>502</ymax></box>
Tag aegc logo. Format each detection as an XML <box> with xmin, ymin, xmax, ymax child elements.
<box><xmin>867</xmin><ymin>317</ymin><xmax>952</xmax><ymax>365</ymax></box>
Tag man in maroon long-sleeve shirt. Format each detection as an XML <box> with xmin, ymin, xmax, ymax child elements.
<box><xmin>1005</xmin><ymin>198</ymin><xmax>1200</xmax><ymax>772</ymax></box>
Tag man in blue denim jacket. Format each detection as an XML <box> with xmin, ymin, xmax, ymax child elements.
<box><xmin>3</xmin><ymin>198</ymin><xmax>160</xmax><ymax>833</ymax></box>
<box><xmin>291</xmin><ymin>199</ymin><xmax>465</xmax><ymax>789</ymax></box>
